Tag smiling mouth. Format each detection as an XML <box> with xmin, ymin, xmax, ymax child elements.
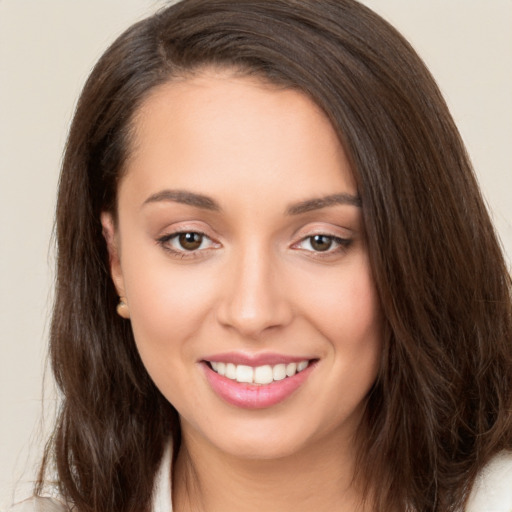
<box><xmin>206</xmin><ymin>360</ymin><xmax>313</xmax><ymax>385</ymax></box>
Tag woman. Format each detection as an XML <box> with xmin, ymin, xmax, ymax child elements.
<box><xmin>11</xmin><ymin>0</ymin><xmax>512</xmax><ymax>511</ymax></box>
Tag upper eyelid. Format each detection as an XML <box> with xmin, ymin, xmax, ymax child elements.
<box><xmin>159</xmin><ymin>229</ymin><xmax>209</xmax><ymax>239</ymax></box>
<box><xmin>291</xmin><ymin>224</ymin><xmax>353</xmax><ymax>242</ymax></box>
<box><xmin>157</xmin><ymin>222</ymin><xmax>216</xmax><ymax>240</ymax></box>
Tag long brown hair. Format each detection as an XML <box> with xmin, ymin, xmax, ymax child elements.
<box><xmin>39</xmin><ymin>1</ymin><xmax>512</xmax><ymax>510</ymax></box>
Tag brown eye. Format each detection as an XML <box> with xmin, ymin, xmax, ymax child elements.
<box><xmin>178</xmin><ymin>232</ymin><xmax>203</xmax><ymax>251</ymax></box>
<box><xmin>309</xmin><ymin>235</ymin><xmax>333</xmax><ymax>252</ymax></box>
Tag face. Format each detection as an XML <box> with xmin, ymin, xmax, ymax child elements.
<box><xmin>102</xmin><ymin>71</ymin><xmax>382</xmax><ymax>461</ymax></box>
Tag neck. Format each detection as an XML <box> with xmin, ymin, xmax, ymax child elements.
<box><xmin>172</xmin><ymin>426</ymin><xmax>370</xmax><ymax>512</ymax></box>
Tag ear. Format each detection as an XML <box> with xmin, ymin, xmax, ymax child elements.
<box><xmin>100</xmin><ymin>212</ymin><xmax>126</xmax><ymax>298</ymax></box>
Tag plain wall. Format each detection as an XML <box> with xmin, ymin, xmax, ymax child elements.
<box><xmin>1</xmin><ymin>0</ymin><xmax>510</xmax><ymax>508</ymax></box>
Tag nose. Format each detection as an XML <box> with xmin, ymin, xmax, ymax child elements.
<box><xmin>216</xmin><ymin>245</ymin><xmax>293</xmax><ymax>339</ymax></box>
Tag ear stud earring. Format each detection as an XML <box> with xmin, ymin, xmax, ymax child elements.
<box><xmin>116</xmin><ymin>297</ymin><xmax>130</xmax><ymax>319</ymax></box>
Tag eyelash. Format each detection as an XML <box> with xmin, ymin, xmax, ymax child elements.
<box><xmin>157</xmin><ymin>231</ymin><xmax>352</xmax><ymax>259</ymax></box>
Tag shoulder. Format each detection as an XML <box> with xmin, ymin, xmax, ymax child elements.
<box><xmin>466</xmin><ymin>451</ymin><xmax>512</xmax><ymax>512</ymax></box>
<box><xmin>8</xmin><ymin>443</ymin><xmax>173</xmax><ymax>512</ymax></box>
<box><xmin>7</xmin><ymin>496</ymin><xmax>69</xmax><ymax>512</ymax></box>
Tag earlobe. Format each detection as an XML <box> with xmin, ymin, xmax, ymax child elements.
<box><xmin>100</xmin><ymin>212</ymin><xmax>126</xmax><ymax>298</ymax></box>
<box><xmin>116</xmin><ymin>297</ymin><xmax>131</xmax><ymax>319</ymax></box>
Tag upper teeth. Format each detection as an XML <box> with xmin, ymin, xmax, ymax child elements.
<box><xmin>209</xmin><ymin>360</ymin><xmax>310</xmax><ymax>385</ymax></box>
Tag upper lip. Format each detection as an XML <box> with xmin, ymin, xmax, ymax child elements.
<box><xmin>201</xmin><ymin>352</ymin><xmax>316</xmax><ymax>366</ymax></box>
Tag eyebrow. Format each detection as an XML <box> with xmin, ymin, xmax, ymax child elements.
<box><xmin>142</xmin><ymin>189</ymin><xmax>361</xmax><ymax>214</ymax></box>
<box><xmin>286</xmin><ymin>193</ymin><xmax>362</xmax><ymax>215</ymax></box>
<box><xmin>142</xmin><ymin>189</ymin><xmax>221</xmax><ymax>211</ymax></box>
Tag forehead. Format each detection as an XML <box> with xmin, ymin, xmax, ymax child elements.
<box><xmin>121</xmin><ymin>70</ymin><xmax>356</xmax><ymax>207</ymax></box>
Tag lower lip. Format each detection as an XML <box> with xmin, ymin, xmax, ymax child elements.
<box><xmin>202</xmin><ymin>362</ymin><xmax>315</xmax><ymax>409</ymax></box>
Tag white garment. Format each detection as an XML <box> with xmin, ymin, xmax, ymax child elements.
<box><xmin>8</xmin><ymin>445</ymin><xmax>172</xmax><ymax>512</ymax></box>
<box><xmin>9</xmin><ymin>450</ymin><xmax>512</xmax><ymax>512</ymax></box>
<box><xmin>466</xmin><ymin>451</ymin><xmax>512</xmax><ymax>512</ymax></box>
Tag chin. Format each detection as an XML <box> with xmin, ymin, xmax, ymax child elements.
<box><xmin>211</xmin><ymin>431</ymin><xmax>313</xmax><ymax>461</ymax></box>
<box><xmin>184</xmin><ymin>407</ymin><xmax>355</xmax><ymax>463</ymax></box>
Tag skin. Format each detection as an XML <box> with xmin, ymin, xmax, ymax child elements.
<box><xmin>102</xmin><ymin>70</ymin><xmax>382</xmax><ymax>512</ymax></box>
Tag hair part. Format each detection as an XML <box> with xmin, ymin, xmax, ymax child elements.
<box><xmin>40</xmin><ymin>1</ymin><xmax>512</xmax><ymax>511</ymax></box>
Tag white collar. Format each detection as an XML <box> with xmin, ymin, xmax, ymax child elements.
<box><xmin>152</xmin><ymin>443</ymin><xmax>173</xmax><ymax>512</ymax></box>
<box><xmin>17</xmin><ymin>448</ymin><xmax>510</xmax><ymax>511</ymax></box>
<box><xmin>148</xmin><ymin>445</ymin><xmax>512</xmax><ymax>512</ymax></box>
<box><xmin>465</xmin><ymin>451</ymin><xmax>512</xmax><ymax>511</ymax></box>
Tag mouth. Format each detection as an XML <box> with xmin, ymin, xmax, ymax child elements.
<box><xmin>206</xmin><ymin>360</ymin><xmax>311</xmax><ymax>385</ymax></box>
<box><xmin>201</xmin><ymin>357</ymin><xmax>318</xmax><ymax>409</ymax></box>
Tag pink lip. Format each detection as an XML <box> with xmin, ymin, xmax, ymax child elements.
<box><xmin>201</xmin><ymin>359</ymin><xmax>316</xmax><ymax>410</ymax></box>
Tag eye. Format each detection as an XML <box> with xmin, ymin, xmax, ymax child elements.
<box><xmin>176</xmin><ymin>232</ymin><xmax>205</xmax><ymax>251</ymax></box>
<box><xmin>295</xmin><ymin>234</ymin><xmax>351</xmax><ymax>253</ymax></box>
<box><xmin>307</xmin><ymin>234</ymin><xmax>334</xmax><ymax>252</ymax></box>
<box><xmin>158</xmin><ymin>231</ymin><xmax>216</xmax><ymax>254</ymax></box>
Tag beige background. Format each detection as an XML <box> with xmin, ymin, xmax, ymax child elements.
<box><xmin>1</xmin><ymin>0</ymin><xmax>511</xmax><ymax>508</ymax></box>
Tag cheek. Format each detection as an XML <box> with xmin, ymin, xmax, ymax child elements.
<box><xmin>301</xmin><ymin>258</ymin><xmax>382</xmax><ymax>351</ymax></box>
<box><xmin>122</xmin><ymin>258</ymin><xmax>221</xmax><ymax>409</ymax></box>
<box><xmin>299</xmin><ymin>257</ymin><xmax>383</xmax><ymax>399</ymax></box>
<box><xmin>121</xmin><ymin>250</ymin><xmax>219</xmax><ymax>361</ymax></box>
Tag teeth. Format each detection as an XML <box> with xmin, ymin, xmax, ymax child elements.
<box><xmin>254</xmin><ymin>365</ymin><xmax>274</xmax><ymax>384</ymax></box>
<box><xmin>286</xmin><ymin>362</ymin><xmax>297</xmax><ymax>377</ymax></box>
<box><xmin>225</xmin><ymin>363</ymin><xmax>236</xmax><ymax>380</ymax></box>
<box><xmin>236</xmin><ymin>365</ymin><xmax>254</xmax><ymax>383</ymax></box>
<box><xmin>297</xmin><ymin>360</ymin><xmax>309</xmax><ymax>372</ymax></box>
<box><xmin>272</xmin><ymin>364</ymin><xmax>286</xmax><ymax>381</ymax></box>
<box><xmin>209</xmin><ymin>360</ymin><xmax>311</xmax><ymax>385</ymax></box>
